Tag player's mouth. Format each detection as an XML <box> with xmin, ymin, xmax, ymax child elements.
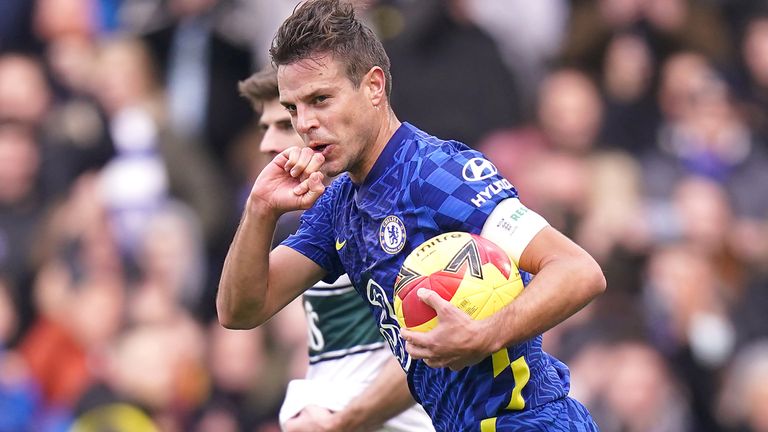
<box><xmin>309</xmin><ymin>142</ymin><xmax>332</xmax><ymax>155</ymax></box>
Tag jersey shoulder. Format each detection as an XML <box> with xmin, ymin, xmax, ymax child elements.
<box><xmin>408</xmin><ymin>130</ymin><xmax>480</xmax><ymax>173</ymax></box>
<box><xmin>405</xmin><ymin>129</ymin><xmax>517</xmax><ymax>210</ymax></box>
<box><xmin>407</xmin><ymin>131</ymin><xmax>497</xmax><ymax>187</ymax></box>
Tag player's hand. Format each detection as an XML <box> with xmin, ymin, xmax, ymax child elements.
<box><xmin>249</xmin><ymin>147</ymin><xmax>326</xmax><ymax>215</ymax></box>
<box><xmin>401</xmin><ymin>288</ymin><xmax>493</xmax><ymax>371</ymax></box>
<box><xmin>284</xmin><ymin>405</ymin><xmax>340</xmax><ymax>432</ymax></box>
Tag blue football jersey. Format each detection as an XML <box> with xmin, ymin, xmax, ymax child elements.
<box><xmin>283</xmin><ymin>123</ymin><xmax>579</xmax><ymax>431</ymax></box>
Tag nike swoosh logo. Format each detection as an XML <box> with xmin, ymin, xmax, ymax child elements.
<box><xmin>335</xmin><ymin>239</ymin><xmax>347</xmax><ymax>250</ymax></box>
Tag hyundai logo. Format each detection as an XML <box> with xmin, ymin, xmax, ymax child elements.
<box><xmin>462</xmin><ymin>158</ymin><xmax>498</xmax><ymax>181</ymax></box>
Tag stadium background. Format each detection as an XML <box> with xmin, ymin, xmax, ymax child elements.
<box><xmin>1</xmin><ymin>0</ymin><xmax>767</xmax><ymax>430</ymax></box>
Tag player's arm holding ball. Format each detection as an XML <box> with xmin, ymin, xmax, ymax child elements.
<box><xmin>402</xmin><ymin>197</ymin><xmax>606</xmax><ymax>370</ymax></box>
<box><xmin>217</xmin><ymin>147</ymin><xmax>327</xmax><ymax>329</ymax></box>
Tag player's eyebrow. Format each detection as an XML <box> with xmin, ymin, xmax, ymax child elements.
<box><xmin>281</xmin><ymin>87</ymin><xmax>332</xmax><ymax>108</ymax></box>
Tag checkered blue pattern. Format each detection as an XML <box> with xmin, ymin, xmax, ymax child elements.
<box><xmin>283</xmin><ymin>123</ymin><xmax>593</xmax><ymax>431</ymax></box>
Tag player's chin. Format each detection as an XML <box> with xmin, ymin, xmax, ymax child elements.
<box><xmin>319</xmin><ymin>162</ymin><xmax>343</xmax><ymax>179</ymax></box>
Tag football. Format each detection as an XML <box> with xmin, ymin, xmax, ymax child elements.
<box><xmin>394</xmin><ymin>232</ymin><xmax>524</xmax><ymax>332</ymax></box>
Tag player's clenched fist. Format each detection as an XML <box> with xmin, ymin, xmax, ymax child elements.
<box><xmin>249</xmin><ymin>146</ymin><xmax>326</xmax><ymax>214</ymax></box>
<box><xmin>284</xmin><ymin>146</ymin><xmax>325</xmax><ymax>181</ymax></box>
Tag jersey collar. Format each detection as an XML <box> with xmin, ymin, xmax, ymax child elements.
<box><xmin>356</xmin><ymin>122</ymin><xmax>416</xmax><ymax>202</ymax></box>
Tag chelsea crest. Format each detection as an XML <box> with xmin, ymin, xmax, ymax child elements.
<box><xmin>379</xmin><ymin>215</ymin><xmax>406</xmax><ymax>254</ymax></box>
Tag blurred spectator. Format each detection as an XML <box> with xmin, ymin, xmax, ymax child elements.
<box><xmin>0</xmin><ymin>276</ymin><xmax>53</xmax><ymax>431</ymax></box>
<box><xmin>597</xmin><ymin>31</ymin><xmax>662</xmax><ymax>154</ymax></box>
<box><xmin>0</xmin><ymin>52</ymin><xmax>99</xmax><ymax>200</ymax></box>
<box><xmin>571</xmin><ymin>151</ymin><xmax>650</xmax><ymax>326</ymax></box>
<box><xmin>643</xmin><ymin>242</ymin><xmax>736</xmax><ymax>430</ymax></box>
<box><xmin>140</xmin><ymin>0</ymin><xmax>254</xmax><ymax>183</ymax></box>
<box><xmin>718</xmin><ymin>340</ymin><xmax>768</xmax><ymax>432</ymax></box>
<box><xmin>541</xmin><ymin>159</ymin><xmax>651</xmax><ymax>361</ymax></box>
<box><xmin>19</xmin><ymin>275</ymin><xmax>123</xmax><ymax>409</ymax></box>
<box><xmin>720</xmin><ymin>0</ymin><xmax>768</xmax><ymax>51</ymax></box>
<box><xmin>18</xmin><ymin>173</ymin><xmax>124</xmax><ymax>413</ymax></box>
<box><xmin>96</xmin><ymin>0</ymin><xmax>124</xmax><ymax>33</ymax></box>
<box><xmin>643</xmin><ymin>52</ymin><xmax>768</xmax><ymax>269</ymax></box>
<box><xmin>385</xmin><ymin>0</ymin><xmax>522</xmax><ymax>146</ymax></box>
<box><xmin>0</xmin><ymin>351</ymin><xmax>41</xmax><ymax>432</ymax></box>
<box><xmin>671</xmin><ymin>178</ymin><xmax>737</xmax><ymax>262</ymax></box>
<box><xmin>0</xmin><ymin>0</ymin><xmax>39</xmax><ymax>53</ymax></box>
<box><xmin>28</xmin><ymin>0</ymin><xmax>117</xmax><ymax>195</ymax></box>
<box><xmin>0</xmin><ymin>344</ymin><xmax>70</xmax><ymax>432</ymax></box>
<box><xmin>0</xmin><ymin>278</ymin><xmax>19</xmax><ymax>346</ymax></box>
<box><xmin>92</xmin><ymin>36</ymin><xmax>171</xmax><ymax>260</ymax></box>
<box><xmin>33</xmin><ymin>0</ymin><xmax>97</xmax><ymax>43</ymax></box>
<box><xmin>0</xmin><ymin>121</ymin><xmax>46</xmax><ymax>336</ymax></box>
<box><xmin>656</xmin><ymin>51</ymin><xmax>710</xmax><ymax>122</ymax></box>
<box><xmin>0</xmin><ymin>54</ymin><xmax>51</xmax><ymax>126</ymax></box>
<box><xmin>198</xmin><ymin>322</ymin><xmax>297</xmax><ymax>431</ymax></box>
<box><xmin>92</xmin><ymin>36</ymin><xmax>231</xmax><ymax>274</ymax></box>
<box><xmin>561</xmin><ymin>0</ymin><xmax>731</xmax><ymax>76</ymax></box>
<box><xmin>70</xmin><ymin>403</ymin><xmax>160</xmax><ymax>432</ymax></box>
<box><xmin>575</xmin><ymin>152</ymin><xmax>648</xmax><ymax>269</ymax></box>
<box><xmin>640</xmin><ymin>174</ymin><xmax>747</xmax><ymax>300</ymax></box>
<box><xmin>571</xmin><ymin>340</ymin><xmax>693</xmax><ymax>432</ymax></box>
<box><xmin>129</xmin><ymin>200</ymin><xmax>207</xmax><ymax>322</ymax></box>
<box><xmin>90</xmin><ymin>32</ymin><xmax>241</xmax><ymax>319</ymax></box>
<box><xmin>75</xmin><ymin>320</ymin><xmax>207</xmax><ymax>432</ymax></box>
<box><xmin>44</xmin><ymin>33</ymin><xmax>115</xmax><ymax>178</ymax></box>
<box><xmin>737</xmin><ymin>11</ymin><xmax>768</xmax><ymax>142</ymax></box>
<box><xmin>731</xmin><ymin>273</ymin><xmax>768</xmax><ymax>351</ymax></box>
<box><xmin>462</xmin><ymin>0</ymin><xmax>570</xmax><ymax>115</ymax></box>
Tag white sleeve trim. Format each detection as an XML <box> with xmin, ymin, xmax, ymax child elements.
<box><xmin>480</xmin><ymin>198</ymin><xmax>549</xmax><ymax>265</ymax></box>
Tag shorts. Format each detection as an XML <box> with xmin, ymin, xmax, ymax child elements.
<box><xmin>477</xmin><ymin>397</ymin><xmax>598</xmax><ymax>432</ymax></box>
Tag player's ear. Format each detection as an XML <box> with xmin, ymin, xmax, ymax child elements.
<box><xmin>363</xmin><ymin>66</ymin><xmax>386</xmax><ymax>108</ymax></box>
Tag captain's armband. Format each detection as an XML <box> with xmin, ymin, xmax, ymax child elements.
<box><xmin>480</xmin><ymin>198</ymin><xmax>549</xmax><ymax>265</ymax></box>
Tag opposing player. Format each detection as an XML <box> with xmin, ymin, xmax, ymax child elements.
<box><xmin>217</xmin><ymin>1</ymin><xmax>606</xmax><ymax>430</ymax></box>
<box><xmin>238</xmin><ymin>68</ymin><xmax>434</xmax><ymax>431</ymax></box>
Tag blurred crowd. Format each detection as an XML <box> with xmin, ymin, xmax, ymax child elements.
<box><xmin>1</xmin><ymin>0</ymin><xmax>768</xmax><ymax>431</ymax></box>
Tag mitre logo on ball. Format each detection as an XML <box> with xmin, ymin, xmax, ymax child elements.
<box><xmin>394</xmin><ymin>232</ymin><xmax>524</xmax><ymax>332</ymax></box>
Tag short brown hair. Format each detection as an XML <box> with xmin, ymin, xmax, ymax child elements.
<box><xmin>238</xmin><ymin>67</ymin><xmax>279</xmax><ymax>112</ymax></box>
<box><xmin>269</xmin><ymin>0</ymin><xmax>392</xmax><ymax>97</ymax></box>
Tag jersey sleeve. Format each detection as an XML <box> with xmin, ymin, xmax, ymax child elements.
<box><xmin>281</xmin><ymin>184</ymin><xmax>345</xmax><ymax>284</ymax></box>
<box><xmin>413</xmin><ymin>147</ymin><xmax>519</xmax><ymax>233</ymax></box>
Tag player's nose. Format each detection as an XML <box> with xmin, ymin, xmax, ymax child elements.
<box><xmin>294</xmin><ymin>107</ymin><xmax>319</xmax><ymax>135</ymax></box>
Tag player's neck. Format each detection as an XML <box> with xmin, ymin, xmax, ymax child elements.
<box><xmin>349</xmin><ymin>109</ymin><xmax>401</xmax><ymax>184</ymax></box>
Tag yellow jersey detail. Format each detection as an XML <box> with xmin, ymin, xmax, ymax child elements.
<box><xmin>492</xmin><ymin>349</ymin><xmax>511</xmax><ymax>378</ymax></box>
<box><xmin>480</xmin><ymin>417</ymin><xmax>497</xmax><ymax>432</ymax></box>
<box><xmin>507</xmin><ymin>356</ymin><xmax>530</xmax><ymax>410</ymax></box>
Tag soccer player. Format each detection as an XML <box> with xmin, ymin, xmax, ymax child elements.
<box><xmin>218</xmin><ymin>0</ymin><xmax>607</xmax><ymax>430</ymax></box>
<box><xmin>238</xmin><ymin>68</ymin><xmax>434</xmax><ymax>432</ymax></box>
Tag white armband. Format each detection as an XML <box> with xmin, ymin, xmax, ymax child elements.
<box><xmin>480</xmin><ymin>198</ymin><xmax>549</xmax><ymax>265</ymax></box>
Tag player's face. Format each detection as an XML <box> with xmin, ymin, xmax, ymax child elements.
<box><xmin>277</xmin><ymin>55</ymin><xmax>380</xmax><ymax>181</ymax></box>
<box><xmin>258</xmin><ymin>98</ymin><xmax>303</xmax><ymax>158</ymax></box>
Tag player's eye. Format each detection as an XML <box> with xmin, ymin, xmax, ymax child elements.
<box><xmin>284</xmin><ymin>104</ymin><xmax>297</xmax><ymax>114</ymax></box>
<box><xmin>313</xmin><ymin>95</ymin><xmax>328</xmax><ymax>104</ymax></box>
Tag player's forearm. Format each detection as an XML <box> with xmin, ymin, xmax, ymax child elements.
<box><xmin>217</xmin><ymin>200</ymin><xmax>279</xmax><ymax>329</ymax></box>
<box><xmin>332</xmin><ymin>359</ymin><xmax>416</xmax><ymax>431</ymax></box>
<box><xmin>487</xmin><ymin>254</ymin><xmax>605</xmax><ymax>351</ymax></box>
